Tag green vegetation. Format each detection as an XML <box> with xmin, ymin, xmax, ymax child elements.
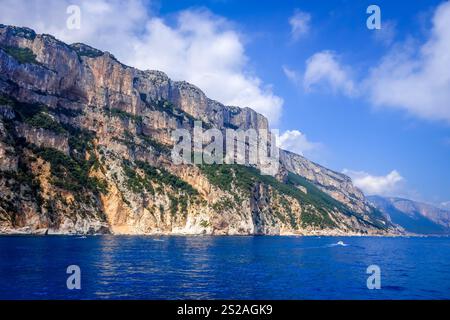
<box><xmin>3</xmin><ymin>96</ymin><xmax>45</xmax><ymax>120</ymax></box>
<box><xmin>122</xmin><ymin>160</ymin><xmax>154</xmax><ymax>194</ymax></box>
<box><xmin>0</xmin><ymin>94</ymin><xmax>104</xmax><ymax>213</ymax></box>
<box><xmin>135</xmin><ymin>160</ymin><xmax>197</xmax><ymax>196</ymax></box>
<box><xmin>0</xmin><ymin>155</ymin><xmax>41</xmax><ymax>206</ymax></box>
<box><xmin>0</xmin><ymin>25</ymin><xmax>36</xmax><ymax>40</ymax></box>
<box><xmin>168</xmin><ymin>195</ymin><xmax>179</xmax><ymax>216</ymax></box>
<box><xmin>2</xmin><ymin>95</ymin><xmax>68</xmax><ymax>134</ymax></box>
<box><xmin>278</xmin><ymin>196</ymin><xmax>298</xmax><ymax>228</ymax></box>
<box><xmin>112</xmin><ymin>131</ymin><xmax>136</xmax><ymax>151</ymax></box>
<box><xmin>105</xmin><ymin>107</ymin><xmax>142</xmax><ymax>124</ymax></box>
<box><xmin>137</xmin><ymin>134</ymin><xmax>171</xmax><ymax>155</ymax></box>
<box><xmin>140</xmin><ymin>96</ymin><xmax>212</xmax><ymax>128</ymax></box>
<box><xmin>199</xmin><ymin>164</ymin><xmax>253</xmax><ymax>195</ymax></box>
<box><xmin>113</xmin><ymin>130</ymin><xmax>171</xmax><ymax>156</ymax></box>
<box><xmin>54</xmin><ymin>105</ymin><xmax>83</xmax><ymax>118</ymax></box>
<box><xmin>149</xmin><ymin>98</ymin><xmax>199</xmax><ymax>124</ymax></box>
<box><xmin>0</xmin><ymin>95</ymin><xmax>90</xmax><ymax>144</ymax></box>
<box><xmin>1</xmin><ymin>45</ymin><xmax>39</xmax><ymax>64</ymax></box>
<box><xmin>199</xmin><ymin>164</ymin><xmax>339</xmax><ymax>228</ymax></box>
<box><xmin>0</xmin><ymin>95</ymin><xmax>14</xmax><ymax>106</ymax></box>
<box><xmin>25</xmin><ymin>112</ymin><xmax>67</xmax><ymax>134</ymax></box>
<box><xmin>71</xmin><ymin>43</ymin><xmax>103</xmax><ymax>58</ymax></box>
<box><xmin>212</xmin><ymin>198</ymin><xmax>234</xmax><ymax>212</ymax></box>
<box><xmin>287</xmin><ymin>172</ymin><xmax>388</xmax><ymax>229</ymax></box>
<box><xmin>0</xmin><ymin>95</ymin><xmax>95</xmax><ymax>154</ymax></box>
<box><xmin>153</xmin><ymin>99</ymin><xmax>177</xmax><ymax>114</ymax></box>
<box><xmin>30</xmin><ymin>145</ymin><xmax>107</xmax><ymax>196</ymax></box>
<box><xmin>0</xmin><ymin>93</ymin><xmax>110</xmax><ymax>218</ymax></box>
<box><xmin>66</xmin><ymin>126</ymin><xmax>95</xmax><ymax>155</ymax></box>
<box><xmin>286</xmin><ymin>173</ymin><xmax>348</xmax><ymax>213</ymax></box>
<box><xmin>121</xmin><ymin>160</ymin><xmax>198</xmax><ymax>216</ymax></box>
<box><xmin>0</xmin><ymin>145</ymin><xmax>84</xmax><ymax>221</ymax></box>
<box><xmin>200</xmin><ymin>220</ymin><xmax>210</xmax><ymax>228</ymax></box>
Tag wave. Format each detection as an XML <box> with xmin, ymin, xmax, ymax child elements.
<box><xmin>328</xmin><ymin>241</ymin><xmax>349</xmax><ymax>247</ymax></box>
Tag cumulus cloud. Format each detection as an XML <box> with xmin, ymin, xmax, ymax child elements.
<box><xmin>294</xmin><ymin>2</ymin><xmax>450</xmax><ymax>125</ymax></box>
<box><xmin>133</xmin><ymin>9</ymin><xmax>283</xmax><ymax>124</ymax></box>
<box><xmin>366</xmin><ymin>1</ymin><xmax>450</xmax><ymax>123</ymax></box>
<box><xmin>0</xmin><ymin>0</ymin><xmax>283</xmax><ymax>124</ymax></box>
<box><xmin>289</xmin><ymin>10</ymin><xmax>311</xmax><ymax>41</ymax></box>
<box><xmin>0</xmin><ymin>0</ymin><xmax>149</xmax><ymax>60</ymax></box>
<box><xmin>342</xmin><ymin>169</ymin><xmax>404</xmax><ymax>196</ymax></box>
<box><xmin>303</xmin><ymin>51</ymin><xmax>356</xmax><ymax>97</ymax></box>
<box><xmin>278</xmin><ymin>130</ymin><xmax>320</xmax><ymax>157</ymax></box>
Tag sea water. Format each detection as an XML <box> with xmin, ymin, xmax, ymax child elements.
<box><xmin>0</xmin><ymin>235</ymin><xmax>449</xmax><ymax>299</ymax></box>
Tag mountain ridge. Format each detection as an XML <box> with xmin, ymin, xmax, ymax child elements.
<box><xmin>0</xmin><ymin>24</ymin><xmax>397</xmax><ymax>235</ymax></box>
<box><xmin>368</xmin><ymin>195</ymin><xmax>450</xmax><ymax>235</ymax></box>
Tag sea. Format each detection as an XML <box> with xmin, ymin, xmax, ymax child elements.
<box><xmin>0</xmin><ymin>235</ymin><xmax>449</xmax><ymax>299</ymax></box>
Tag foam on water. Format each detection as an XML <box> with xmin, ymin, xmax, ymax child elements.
<box><xmin>328</xmin><ymin>240</ymin><xmax>349</xmax><ymax>247</ymax></box>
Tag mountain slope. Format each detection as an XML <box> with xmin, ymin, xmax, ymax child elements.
<box><xmin>368</xmin><ymin>196</ymin><xmax>450</xmax><ymax>235</ymax></box>
<box><xmin>0</xmin><ymin>24</ymin><xmax>396</xmax><ymax>235</ymax></box>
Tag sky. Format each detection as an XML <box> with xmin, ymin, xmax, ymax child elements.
<box><xmin>0</xmin><ymin>0</ymin><xmax>449</xmax><ymax>205</ymax></box>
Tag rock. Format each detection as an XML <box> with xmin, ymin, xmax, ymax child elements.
<box><xmin>280</xmin><ymin>150</ymin><xmax>369</xmax><ymax>213</ymax></box>
<box><xmin>0</xmin><ymin>24</ymin><xmax>398</xmax><ymax>236</ymax></box>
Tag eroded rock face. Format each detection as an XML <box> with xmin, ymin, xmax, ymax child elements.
<box><xmin>279</xmin><ymin>150</ymin><xmax>369</xmax><ymax>213</ymax></box>
<box><xmin>0</xmin><ymin>25</ymin><xmax>397</xmax><ymax>235</ymax></box>
<box><xmin>15</xmin><ymin>123</ymin><xmax>70</xmax><ymax>154</ymax></box>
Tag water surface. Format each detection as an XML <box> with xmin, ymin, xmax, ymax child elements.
<box><xmin>0</xmin><ymin>235</ymin><xmax>449</xmax><ymax>299</ymax></box>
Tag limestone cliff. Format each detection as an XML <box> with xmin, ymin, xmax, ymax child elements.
<box><xmin>0</xmin><ymin>25</ymin><xmax>398</xmax><ymax>235</ymax></box>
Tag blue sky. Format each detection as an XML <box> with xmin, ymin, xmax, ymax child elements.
<box><xmin>158</xmin><ymin>0</ymin><xmax>450</xmax><ymax>204</ymax></box>
<box><xmin>0</xmin><ymin>0</ymin><xmax>449</xmax><ymax>204</ymax></box>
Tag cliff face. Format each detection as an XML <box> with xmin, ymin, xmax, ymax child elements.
<box><xmin>0</xmin><ymin>25</ymin><xmax>397</xmax><ymax>235</ymax></box>
<box><xmin>368</xmin><ymin>196</ymin><xmax>450</xmax><ymax>235</ymax></box>
<box><xmin>280</xmin><ymin>150</ymin><xmax>370</xmax><ymax>213</ymax></box>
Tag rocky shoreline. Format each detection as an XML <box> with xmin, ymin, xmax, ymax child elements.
<box><xmin>0</xmin><ymin>226</ymin><xmax>405</xmax><ymax>237</ymax></box>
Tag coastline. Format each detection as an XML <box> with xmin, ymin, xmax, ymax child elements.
<box><xmin>0</xmin><ymin>226</ymin><xmax>437</xmax><ymax>237</ymax></box>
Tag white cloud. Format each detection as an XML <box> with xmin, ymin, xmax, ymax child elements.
<box><xmin>373</xmin><ymin>20</ymin><xmax>397</xmax><ymax>46</ymax></box>
<box><xmin>0</xmin><ymin>0</ymin><xmax>150</xmax><ymax>60</ymax></box>
<box><xmin>440</xmin><ymin>201</ymin><xmax>450</xmax><ymax>210</ymax></box>
<box><xmin>132</xmin><ymin>9</ymin><xmax>284</xmax><ymax>124</ymax></box>
<box><xmin>303</xmin><ymin>51</ymin><xmax>356</xmax><ymax>97</ymax></box>
<box><xmin>295</xmin><ymin>2</ymin><xmax>450</xmax><ymax>125</ymax></box>
<box><xmin>366</xmin><ymin>1</ymin><xmax>450</xmax><ymax>123</ymax></box>
<box><xmin>278</xmin><ymin>130</ymin><xmax>320</xmax><ymax>156</ymax></box>
<box><xmin>342</xmin><ymin>169</ymin><xmax>404</xmax><ymax>196</ymax></box>
<box><xmin>289</xmin><ymin>10</ymin><xmax>311</xmax><ymax>41</ymax></box>
<box><xmin>282</xmin><ymin>65</ymin><xmax>301</xmax><ymax>86</ymax></box>
<box><xmin>0</xmin><ymin>0</ymin><xmax>283</xmax><ymax>124</ymax></box>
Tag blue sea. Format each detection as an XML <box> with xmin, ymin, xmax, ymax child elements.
<box><xmin>0</xmin><ymin>235</ymin><xmax>449</xmax><ymax>299</ymax></box>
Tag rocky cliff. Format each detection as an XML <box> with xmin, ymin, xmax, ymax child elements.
<box><xmin>0</xmin><ymin>25</ymin><xmax>398</xmax><ymax>235</ymax></box>
<box><xmin>368</xmin><ymin>196</ymin><xmax>450</xmax><ymax>235</ymax></box>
